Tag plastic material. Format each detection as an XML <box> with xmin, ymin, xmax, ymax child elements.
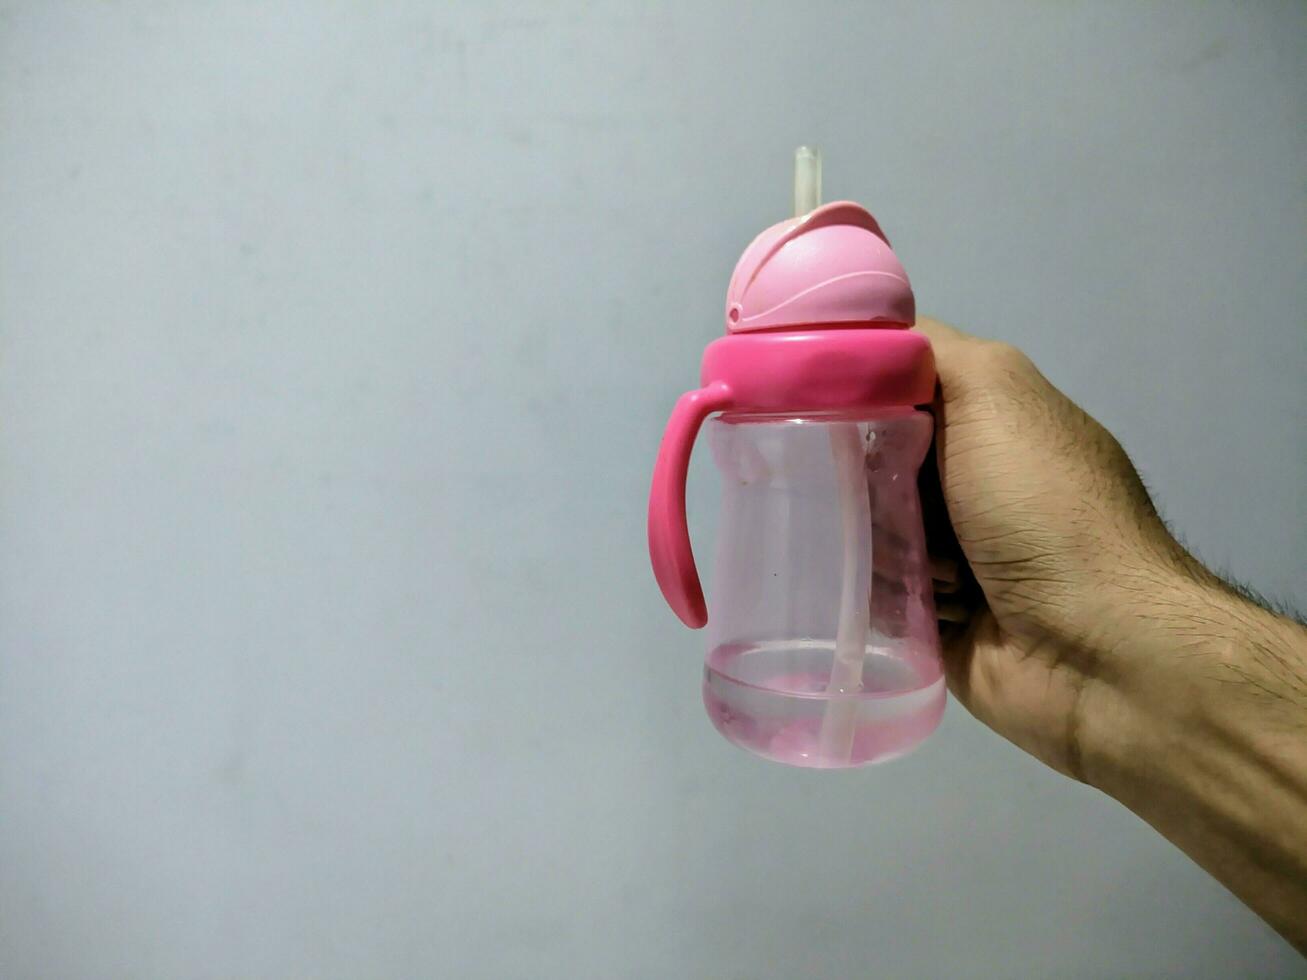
<box><xmin>700</xmin><ymin>328</ymin><xmax>935</xmax><ymax>413</ymax></box>
<box><xmin>702</xmin><ymin>412</ymin><xmax>944</xmax><ymax>767</ymax></box>
<box><xmin>793</xmin><ymin>145</ymin><xmax>822</xmax><ymax>217</ymax></box>
<box><xmin>647</xmin><ymin>147</ymin><xmax>943</xmax><ymax>767</ymax></box>
<box><xmin>649</xmin><ymin>329</ymin><xmax>934</xmax><ymax>630</ymax></box>
<box><xmin>725</xmin><ymin>201</ymin><xmax>914</xmax><ymax>332</ymax></box>
<box><xmin>648</xmin><ymin>382</ymin><xmax>735</xmax><ymax>629</ymax></box>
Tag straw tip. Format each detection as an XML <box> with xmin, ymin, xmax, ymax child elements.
<box><xmin>793</xmin><ymin>146</ymin><xmax>823</xmax><ymax>217</ymax></box>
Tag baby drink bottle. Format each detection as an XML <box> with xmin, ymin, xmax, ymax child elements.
<box><xmin>648</xmin><ymin>148</ymin><xmax>944</xmax><ymax>768</ymax></box>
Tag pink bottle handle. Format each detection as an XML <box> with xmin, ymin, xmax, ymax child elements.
<box><xmin>648</xmin><ymin>381</ymin><xmax>735</xmax><ymax>628</ymax></box>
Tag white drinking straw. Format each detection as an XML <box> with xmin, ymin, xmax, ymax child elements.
<box><xmin>793</xmin><ymin>147</ymin><xmax>871</xmax><ymax>764</ymax></box>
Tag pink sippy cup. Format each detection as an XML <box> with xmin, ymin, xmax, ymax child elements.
<box><xmin>648</xmin><ymin>148</ymin><xmax>944</xmax><ymax>768</ymax></box>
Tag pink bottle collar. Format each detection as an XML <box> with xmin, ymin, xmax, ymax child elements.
<box><xmin>700</xmin><ymin>327</ymin><xmax>934</xmax><ymax>417</ymax></box>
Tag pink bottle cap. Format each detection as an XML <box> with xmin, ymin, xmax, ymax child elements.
<box><xmin>725</xmin><ymin>201</ymin><xmax>915</xmax><ymax>332</ymax></box>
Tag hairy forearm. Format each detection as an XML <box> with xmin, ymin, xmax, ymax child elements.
<box><xmin>1089</xmin><ymin>571</ymin><xmax>1307</xmax><ymax>950</ymax></box>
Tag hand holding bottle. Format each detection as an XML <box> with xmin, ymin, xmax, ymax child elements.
<box><xmin>917</xmin><ymin>317</ymin><xmax>1307</xmax><ymax>951</ymax></box>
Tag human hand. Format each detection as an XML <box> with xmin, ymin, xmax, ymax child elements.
<box><xmin>917</xmin><ymin>317</ymin><xmax>1185</xmax><ymax>783</ymax></box>
<box><xmin>915</xmin><ymin>318</ymin><xmax>1307</xmax><ymax>949</ymax></box>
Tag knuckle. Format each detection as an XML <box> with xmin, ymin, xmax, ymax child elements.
<box><xmin>980</xmin><ymin>340</ymin><xmax>1032</xmax><ymax>374</ymax></box>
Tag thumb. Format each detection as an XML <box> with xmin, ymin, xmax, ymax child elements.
<box><xmin>914</xmin><ymin>316</ymin><xmax>975</xmax><ymax>347</ymax></box>
<box><xmin>914</xmin><ymin>316</ymin><xmax>992</xmax><ymax>404</ymax></box>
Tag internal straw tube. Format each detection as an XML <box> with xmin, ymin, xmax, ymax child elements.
<box><xmin>790</xmin><ymin>146</ymin><xmax>872</xmax><ymax>763</ymax></box>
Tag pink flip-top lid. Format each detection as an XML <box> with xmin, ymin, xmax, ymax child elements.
<box><xmin>724</xmin><ymin>200</ymin><xmax>915</xmax><ymax>332</ymax></box>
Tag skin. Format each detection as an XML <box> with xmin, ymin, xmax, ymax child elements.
<box><xmin>915</xmin><ymin>318</ymin><xmax>1307</xmax><ymax>952</ymax></box>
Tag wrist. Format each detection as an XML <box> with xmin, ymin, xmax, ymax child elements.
<box><xmin>1074</xmin><ymin>560</ymin><xmax>1307</xmax><ymax>949</ymax></box>
<box><xmin>1082</xmin><ymin>559</ymin><xmax>1307</xmax><ymax>799</ymax></box>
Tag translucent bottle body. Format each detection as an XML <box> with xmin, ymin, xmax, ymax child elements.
<box><xmin>702</xmin><ymin>410</ymin><xmax>944</xmax><ymax>768</ymax></box>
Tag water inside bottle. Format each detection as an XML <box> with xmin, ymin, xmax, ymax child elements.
<box><xmin>703</xmin><ymin>640</ymin><xmax>945</xmax><ymax>768</ymax></box>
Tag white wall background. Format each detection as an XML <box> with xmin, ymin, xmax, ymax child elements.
<box><xmin>1</xmin><ymin>2</ymin><xmax>1303</xmax><ymax>977</ymax></box>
